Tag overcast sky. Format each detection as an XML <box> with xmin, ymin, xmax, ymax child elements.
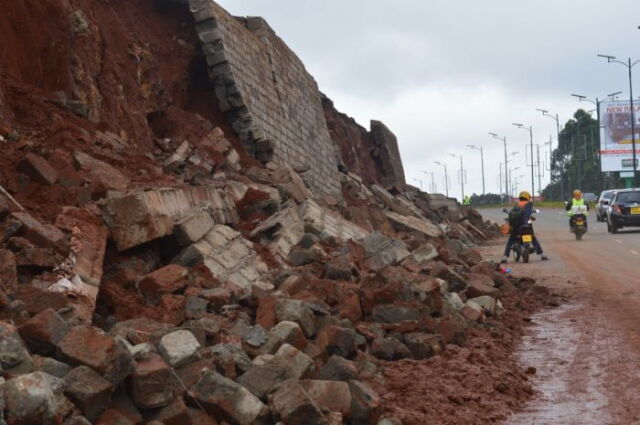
<box><xmin>216</xmin><ymin>0</ymin><xmax>639</xmax><ymax>200</ymax></box>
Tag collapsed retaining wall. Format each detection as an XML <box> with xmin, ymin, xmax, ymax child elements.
<box><xmin>187</xmin><ymin>0</ymin><xmax>342</xmax><ymax>195</ymax></box>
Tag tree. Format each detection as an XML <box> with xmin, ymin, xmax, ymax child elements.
<box><xmin>542</xmin><ymin>109</ymin><xmax>624</xmax><ymax>200</ymax></box>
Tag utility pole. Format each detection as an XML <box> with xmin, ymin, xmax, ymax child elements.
<box><xmin>514</xmin><ymin>123</ymin><xmax>535</xmax><ymax>203</ymax></box>
<box><xmin>490</xmin><ymin>133</ymin><xmax>509</xmax><ymax>200</ymax></box>
<box><xmin>536</xmin><ymin>145</ymin><xmax>542</xmax><ymax>197</ymax></box>
<box><xmin>434</xmin><ymin>161</ymin><xmax>449</xmax><ymax>197</ymax></box>
<box><xmin>467</xmin><ymin>145</ymin><xmax>485</xmax><ymax>195</ymax></box>
<box><xmin>537</xmin><ymin>108</ymin><xmax>565</xmax><ymax>199</ymax></box>
<box><xmin>498</xmin><ymin>163</ymin><xmax>503</xmax><ymax>195</ymax></box>
<box><xmin>422</xmin><ymin>171</ymin><xmax>436</xmax><ymax>194</ymax></box>
<box><xmin>449</xmin><ymin>154</ymin><xmax>465</xmax><ymax>201</ymax></box>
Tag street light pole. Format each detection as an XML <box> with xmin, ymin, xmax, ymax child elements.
<box><xmin>467</xmin><ymin>145</ymin><xmax>485</xmax><ymax>195</ymax></box>
<box><xmin>489</xmin><ymin>132</ymin><xmax>509</xmax><ymax>200</ymax></box>
<box><xmin>513</xmin><ymin>123</ymin><xmax>535</xmax><ymax>202</ymax></box>
<box><xmin>449</xmin><ymin>154</ymin><xmax>465</xmax><ymax>201</ymax></box>
<box><xmin>434</xmin><ymin>161</ymin><xmax>449</xmax><ymax>197</ymax></box>
<box><xmin>598</xmin><ymin>54</ymin><xmax>640</xmax><ymax>187</ymax></box>
<box><xmin>536</xmin><ymin>108</ymin><xmax>565</xmax><ymax>199</ymax></box>
<box><xmin>422</xmin><ymin>171</ymin><xmax>436</xmax><ymax>194</ymax></box>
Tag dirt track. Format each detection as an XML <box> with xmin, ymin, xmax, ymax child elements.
<box><xmin>482</xmin><ymin>207</ymin><xmax>640</xmax><ymax>424</ymax></box>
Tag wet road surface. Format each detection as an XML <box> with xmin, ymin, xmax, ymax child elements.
<box><xmin>481</xmin><ymin>207</ymin><xmax>640</xmax><ymax>425</ymax></box>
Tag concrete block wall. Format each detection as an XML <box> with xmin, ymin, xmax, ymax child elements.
<box><xmin>188</xmin><ymin>0</ymin><xmax>341</xmax><ymax>195</ymax></box>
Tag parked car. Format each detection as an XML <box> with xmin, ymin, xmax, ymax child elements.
<box><xmin>583</xmin><ymin>192</ymin><xmax>598</xmax><ymax>203</ymax></box>
<box><xmin>606</xmin><ymin>188</ymin><xmax>640</xmax><ymax>233</ymax></box>
<box><xmin>596</xmin><ymin>190</ymin><xmax>616</xmax><ymax>222</ymax></box>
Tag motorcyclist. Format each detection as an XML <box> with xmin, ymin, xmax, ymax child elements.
<box><xmin>565</xmin><ymin>189</ymin><xmax>589</xmax><ymax>228</ymax></box>
<box><xmin>501</xmin><ymin>190</ymin><xmax>548</xmax><ymax>263</ymax></box>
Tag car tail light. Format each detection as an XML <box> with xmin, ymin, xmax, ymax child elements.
<box><xmin>612</xmin><ymin>204</ymin><xmax>622</xmax><ymax>214</ymax></box>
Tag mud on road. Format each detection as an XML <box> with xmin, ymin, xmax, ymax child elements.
<box><xmin>482</xmin><ymin>207</ymin><xmax>640</xmax><ymax>425</ymax></box>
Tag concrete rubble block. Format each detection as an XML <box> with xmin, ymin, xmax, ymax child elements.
<box><xmin>74</xmin><ymin>151</ymin><xmax>130</xmax><ymax>192</ymax></box>
<box><xmin>430</xmin><ymin>262</ymin><xmax>468</xmax><ymax>293</ymax></box>
<box><xmin>176</xmin><ymin>225</ymin><xmax>271</xmax><ymax>293</ymax></box>
<box><xmin>0</xmin><ymin>249</ymin><xmax>18</xmax><ymax>294</ymax></box>
<box><xmin>300</xmin><ymin>380</ymin><xmax>352</xmax><ymax>417</ymax></box>
<box><xmin>101</xmin><ymin>187</ymin><xmax>237</xmax><ymax>251</ymax></box>
<box><xmin>403</xmin><ymin>333</ymin><xmax>445</xmax><ymax>360</ymax></box>
<box><xmin>249</xmin><ymin>206</ymin><xmax>305</xmax><ymax>259</ymax></box>
<box><xmin>164</xmin><ymin>140</ymin><xmax>192</xmax><ymax>171</ymax></box>
<box><xmin>460</xmin><ymin>248</ymin><xmax>482</xmax><ymax>266</ymax></box>
<box><xmin>348</xmin><ymin>380</ymin><xmax>382</xmax><ymax>425</ymax></box>
<box><xmin>272</xmin><ymin>165</ymin><xmax>311</xmax><ymax>203</ymax></box>
<box><xmin>273</xmin><ymin>343</ymin><xmax>316</xmax><ymax>379</ymax></box>
<box><xmin>32</xmin><ymin>356</ymin><xmax>73</xmax><ymax>378</ymax></box>
<box><xmin>137</xmin><ymin>264</ymin><xmax>188</xmax><ymax>297</ymax></box>
<box><xmin>129</xmin><ymin>353</ymin><xmax>174</xmax><ymax>409</ymax></box>
<box><xmin>187</xmin><ymin>406</ymin><xmax>218</xmax><ymax>425</ymax></box>
<box><xmin>370</xmin><ymin>305</ymin><xmax>420</xmax><ymax>324</ymax></box>
<box><xmin>258</xmin><ymin>298</ymin><xmax>316</xmax><ymax>338</ymax></box>
<box><xmin>17</xmin><ymin>153</ymin><xmax>58</xmax><ymax>185</ymax></box>
<box><xmin>461</xmin><ymin>302</ymin><xmax>484</xmax><ymax>323</ymax></box>
<box><xmin>370</xmin><ymin>337</ymin><xmax>411</xmax><ymax>361</ymax></box>
<box><xmin>370</xmin><ymin>185</ymin><xmax>417</xmax><ymax>216</ymax></box>
<box><xmin>314</xmin><ymin>355</ymin><xmax>358</xmax><ymax>381</ymax></box>
<box><xmin>465</xmin><ymin>276</ymin><xmax>499</xmax><ymax>299</ymax></box>
<box><xmin>385</xmin><ymin>211</ymin><xmax>442</xmax><ymax>238</ymax></box>
<box><xmin>9</xmin><ymin>237</ymin><xmax>61</xmax><ymax>268</ymax></box>
<box><xmin>324</xmin><ymin>256</ymin><xmax>353</xmax><ymax>281</ymax></box>
<box><xmin>18</xmin><ymin>308</ymin><xmax>69</xmax><ymax>355</ymax></box>
<box><xmin>409</xmin><ymin>242</ymin><xmax>438</xmax><ymax>264</ymax></box>
<box><xmin>11</xmin><ymin>212</ymin><xmax>67</xmax><ymax>253</ymax></box>
<box><xmin>174</xmin><ymin>210</ymin><xmax>214</xmax><ymax>246</ymax></box>
<box><xmin>94</xmin><ymin>409</ymin><xmax>136</xmax><ymax>425</ymax></box>
<box><xmin>468</xmin><ymin>296</ymin><xmax>497</xmax><ymax>317</ymax></box>
<box><xmin>0</xmin><ymin>321</ymin><xmax>33</xmax><ymax>376</ymax></box>
<box><xmin>57</xmin><ymin>325</ymin><xmax>133</xmax><ymax>387</ymax></box>
<box><xmin>54</xmin><ymin>207</ymin><xmax>109</xmax><ymax>291</ymax></box>
<box><xmin>298</xmin><ymin>199</ymin><xmax>369</xmax><ymax>242</ymax></box>
<box><xmin>158</xmin><ymin>330</ymin><xmax>201</xmax><ymax>368</ymax></box>
<box><xmin>263</xmin><ymin>321</ymin><xmax>308</xmax><ymax>354</ymax></box>
<box><xmin>4</xmin><ymin>372</ymin><xmax>58</xmax><ymax>425</ymax></box>
<box><xmin>150</xmin><ymin>396</ymin><xmax>190</xmax><ymax>425</ymax></box>
<box><xmin>269</xmin><ymin>379</ymin><xmax>330</xmax><ymax>425</ymax></box>
<box><xmin>360</xmin><ymin>232</ymin><xmax>410</xmax><ymax>272</ymax></box>
<box><xmin>287</xmin><ymin>246</ymin><xmax>322</xmax><ymax>267</ymax></box>
<box><xmin>315</xmin><ymin>325</ymin><xmax>358</xmax><ymax>359</ymax></box>
<box><xmin>237</xmin><ymin>361</ymin><xmax>289</xmax><ymax>400</ymax></box>
<box><xmin>206</xmin><ymin>343</ymin><xmax>253</xmax><ymax>375</ymax></box>
<box><xmin>63</xmin><ymin>366</ymin><xmax>113</xmax><ymax>422</ymax></box>
<box><xmin>189</xmin><ymin>369</ymin><xmax>269</xmax><ymax>425</ymax></box>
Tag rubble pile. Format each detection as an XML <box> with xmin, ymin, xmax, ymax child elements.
<box><xmin>0</xmin><ymin>122</ymin><xmax>515</xmax><ymax>425</ymax></box>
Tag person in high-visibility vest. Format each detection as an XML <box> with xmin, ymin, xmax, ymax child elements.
<box><xmin>565</xmin><ymin>189</ymin><xmax>589</xmax><ymax>228</ymax></box>
<box><xmin>463</xmin><ymin>195</ymin><xmax>471</xmax><ymax>206</ymax></box>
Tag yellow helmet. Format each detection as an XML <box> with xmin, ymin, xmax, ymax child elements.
<box><xmin>573</xmin><ymin>189</ymin><xmax>582</xmax><ymax>197</ymax></box>
<box><xmin>519</xmin><ymin>190</ymin><xmax>531</xmax><ymax>200</ymax></box>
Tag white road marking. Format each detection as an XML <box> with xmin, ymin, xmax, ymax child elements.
<box><xmin>631</xmin><ymin>250</ymin><xmax>639</xmax><ymax>256</ymax></box>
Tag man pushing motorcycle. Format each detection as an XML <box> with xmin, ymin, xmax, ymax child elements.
<box><xmin>501</xmin><ymin>191</ymin><xmax>549</xmax><ymax>264</ymax></box>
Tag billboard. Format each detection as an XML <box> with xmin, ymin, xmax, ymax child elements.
<box><xmin>599</xmin><ymin>100</ymin><xmax>640</xmax><ymax>172</ymax></box>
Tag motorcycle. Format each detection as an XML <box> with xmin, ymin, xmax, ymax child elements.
<box><xmin>503</xmin><ymin>208</ymin><xmax>539</xmax><ymax>263</ymax></box>
<box><xmin>566</xmin><ymin>203</ymin><xmax>588</xmax><ymax>241</ymax></box>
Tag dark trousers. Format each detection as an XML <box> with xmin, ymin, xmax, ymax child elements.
<box><xmin>503</xmin><ymin>227</ymin><xmax>544</xmax><ymax>257</ymax></box>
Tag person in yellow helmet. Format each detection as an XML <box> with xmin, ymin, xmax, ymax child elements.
<box><xmin>501</xmin><ymin>190</ymin><xmax>548</xmax><ymax>263</ymax></box>
<box><xmin>565</xmin><ymin>189</ymin><xmax>589</xmax><ymax>228</ymax></box>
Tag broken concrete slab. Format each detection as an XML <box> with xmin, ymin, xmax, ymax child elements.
<box><xmin>175</xmin><ymin>225</ymin><xmax>271</xmax><ymax>293</ymax></box>
<box><xmin>174</xmin><ymin>210</ymin><xmax>214</xmax><ymax>246</ymax></box>
<box><xmin>385</xmin><ymin>211</ymin><xmax>442</xmax><ymax>238</ymax></box>
<box><xmin>360</xmin><ymin>232</ymin><xmax>410</xmax><ymax>272</ymax></box>
<box><xmin>269</xmin><ymin>379</ymin><xmax>330</xmax><ymax>425</ymax></box>
<box><xmin>17</xmin><ymin>153</ymin><xmax>58</xmax><ymax>185</ymax></box>
<box><xmin>63</xmin><ymin>366</ymin><xmax>113</xmax><ymax>422</ymax></box>
<box><xmin>11</xmin><ymin>212</ymin><xmax>67</xmax><ymax>253</ymax></box>
<box><xmin>101</xmin><ymin>187</ymin><xmax>237</xmax><ymax>251</ymax></box>
<box><xmin>74</xmin><ymin>151</ymin><xmax>130</xmax><ymax>192</ymax></box>
<box><xmin>4</xmin><ymin>372</ymin><xmax>58</xmax><ymax>425</ymax></box>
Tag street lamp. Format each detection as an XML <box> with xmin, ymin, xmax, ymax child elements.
<box><xmin>489</xmin><ymin>132</ymin><xmax>509</xmax><ymax>199</ymax></box>
<box><xmin>434</xmin><ymin>161</ymin><xmax>449</xmax><ymax>197</ymax></box>
<box><xmin>422</xmin><ymin>170</ymin><xmax>436</xmax><ymax>194</ymax></box>
<box><xmin>466</xmin><ymin>144</ymin><xmax>485</xmax><ymax>195</ymax></box>
<box><xmin>513</xmin><ymin>123</ymin><xmax>536</xmax><ymax>202</ymax></box>
<box><xmin>449</xmin><ymin>153</ymin><xmax>465</xmax><ymax>201</ymax></box>
<box><xmin>597</xmin><ymin>53</ymin><xmax>640</xmax><ymax>187</ymax></box>
<box><xmin>536</xmin><ymin>108</ymin><xmax>564</xmax><ymax>199</ymax></box>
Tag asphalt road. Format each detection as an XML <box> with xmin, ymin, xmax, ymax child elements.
<box><xmin>481</xmin><ymin>207</ymin><xmax>640</xmax><ymax>425</ymax></box>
